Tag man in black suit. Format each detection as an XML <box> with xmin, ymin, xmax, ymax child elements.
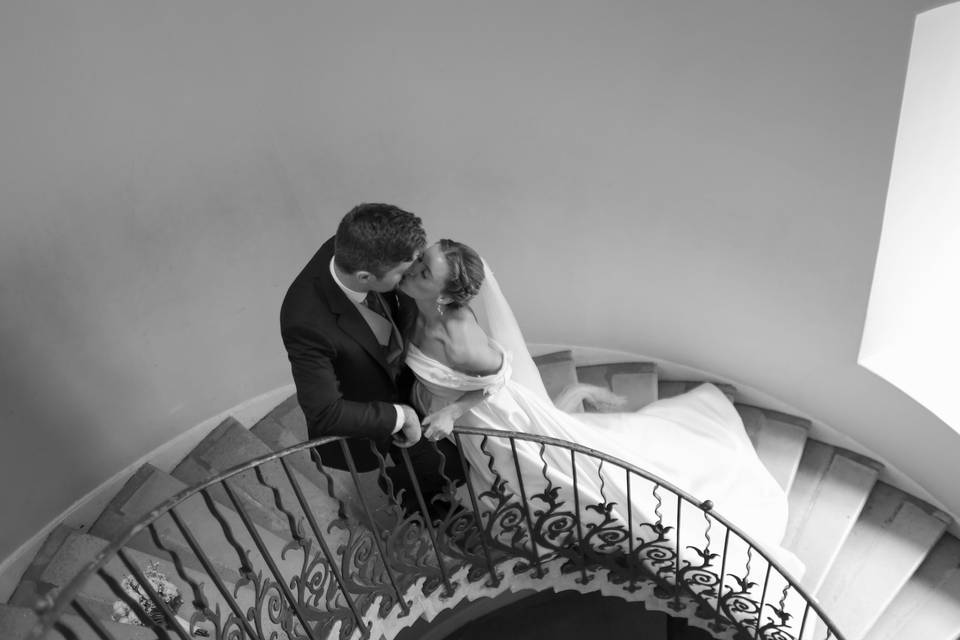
<box><xmin>280</xmin><ymin>203</ymin><xmax>461</xmax><ymax>518</ymax></box>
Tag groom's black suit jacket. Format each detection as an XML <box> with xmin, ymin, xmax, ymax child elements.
<box><xmin>280</xmin><ymin>237</ymin><xmax>418</xmax><ymax>471</ymax></box>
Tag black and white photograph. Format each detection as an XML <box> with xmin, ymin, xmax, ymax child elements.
<box><xmin>1</xmin><ymin>2</ymin><xmax>959</xmax><ymax>639</ymax></box>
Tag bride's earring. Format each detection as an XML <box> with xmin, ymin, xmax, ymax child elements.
<box><xmin>436</xmin><ymin>301</ymin><xmax>445</xmax><ymax>316</ymax></box>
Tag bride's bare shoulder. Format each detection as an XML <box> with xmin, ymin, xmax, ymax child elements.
<box><xmin>439</xmin><ymin>310</ymin><xmax>501</xmax><ymax>375</ymax></box>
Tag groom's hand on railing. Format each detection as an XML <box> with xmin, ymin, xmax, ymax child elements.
<box><xmin>393</xmin><ymin>405</ymin><xmax>422</xmax><ymax>448</ymax></box>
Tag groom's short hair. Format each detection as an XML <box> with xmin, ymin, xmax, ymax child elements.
<box><xmin>334</xmin><ymin>203</ymin><xmax>426</xmax><ymax>277</ymax></box>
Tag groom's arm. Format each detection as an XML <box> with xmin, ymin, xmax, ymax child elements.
<box><xmin>282</xmin><ymin>324</ymin><xmax>398</xmax><ymax>441</ymax></box>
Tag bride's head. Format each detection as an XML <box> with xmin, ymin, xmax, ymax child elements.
<box><xmin>400</xmin><ymin>239</ymin><xmax>484</xmax><ymax>310</ymax></box>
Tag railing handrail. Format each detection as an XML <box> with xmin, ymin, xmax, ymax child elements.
<box><xmin>31</xmin><ymin>427</ymin><xmax>847</xmax><ymax>640</ymax></box>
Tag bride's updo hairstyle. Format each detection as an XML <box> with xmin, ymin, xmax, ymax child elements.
<box><xmin>438</xmin><ymin>239</ymin><xmax>485</xmax><ymax>309</ymax></box>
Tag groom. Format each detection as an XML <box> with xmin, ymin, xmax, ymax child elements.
<box><xmin>280</xmin><ymin>203</ymin><xmax>461</xmax><ymax>518</ymax></box>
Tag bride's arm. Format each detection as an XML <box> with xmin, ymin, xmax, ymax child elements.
<box><xmin>422</xmin><ymin>388</ymin><xmax>488</xmax><ymax>441</ymax></box>
<box><xmin>422</xmin><ymin>314</ymin><xmax>503</xmax><ymax>441</ymax></box>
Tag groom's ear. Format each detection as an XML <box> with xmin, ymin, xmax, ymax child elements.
<box><xmin>354</xmin><ymin>270</ymin><xmax>374</xmax><ymax>283</ymax></box>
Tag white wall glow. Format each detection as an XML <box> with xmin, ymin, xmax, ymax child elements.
<box><xmin>861</xmin><ymin>2</ymin><xmax>960</xmax><ymax>433</ymax></box>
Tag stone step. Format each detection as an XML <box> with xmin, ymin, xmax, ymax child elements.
<box><xmin>734</xmin><ymin>403</ymin><xmax>809</xmax><ymax>493</ymax></box>
<box><xmin>575</xmin><ymin>362</ymin><xmax>658</xmax><ymax>410</ymax></box>
<box><xmin>249</xmin><ymin>414</ymin><xmax>369</xmax><ymax>520</ymax></box>
<box><xmin>658</xmin><ymin>380</ymin><xmax>736</xmax><ymax>402</ymax></box>
<box><xmin>782</xmin><ymin>441</ymin><xmax>882</xmax><ymax>592</ymax></box>
<box><xmin>0</xmin><ymin>603</ymin><xmax>155</xmax><ymax>640</ymax></box>
<box><xmin>9</xmin><ymin>526</ymin><xmax>77</xmax><ymax>609</ymax></box>
<box><xmin>263</xmin><ymin>393</ymin><xmax>308</xmax><ymax>441</ymax></box>
<box><xmin>172</xmin><ymin>417</ymin><xmax>342</xmax><ymax>540</ymax></box>
<box><xmin>532</xmin><ymin>350</ymin><xmax>580</xmax><ymax>406</ymax></box>
<box><xmin>866</xmin><ymin>533</ymin><xmax>960</xmax><ymax>640</ymax></box>
<box><xmin>812</xmin><ymin>482</ymin><xmax>949</xmax><ymax>640</ymax></box>
<box><xmin>87</xmin><ymin>464</ymin><xmax>343</xmax><ymax>636</ymax></box>
<box><xmin>8</xmin><ymin>525</ymin><xmax>252</xmax><ymax>631</ymax></box>
<box><xmin>89</xmin><ymin>464</ymin><xmax>299</xmax><ymax>585</ymax></box>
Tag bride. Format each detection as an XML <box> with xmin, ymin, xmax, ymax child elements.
<box><xmin>397</xmin><ymin>239</ymin><xmax>802</xmax><ymax>580</ymax></box>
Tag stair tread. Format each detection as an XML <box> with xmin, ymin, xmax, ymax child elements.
<box><xmin>576</xmin><ymin>362</ymin><xmax>658</xmax><ymax>410</ymax></box>
<box><xmin>734</xmin><ymin>404</ymin><xmax>809</xmax><ymax>494</ymax></box>
<box><xmin>0</xmin><ymin>603</ymin><xmax>156</xmax><ymax>640</ymax></box>
<box><xmin>815</xmin><ymin>482</ymin><xmax>950</xmax><ymax>639</ymax></box>
<box><xmin>90</xmin><ymin>464</ymin><xmax>287</xmax><ymax>583</ymax></box>
<box><xmin>173</xmin><ymin>417</ymin><xmax>344</xmax><ymax>539</ymax></box>
<box><xmin>262</xmin><ymin>394</ymin><xmax>308</xmax><ymax>441</ymax></box>
<box><xmin>532</xmin><ymin>350</ymin><xmax>581</xmax><ymax>408</ymax></box>
<box><xmin>784</xmin><ymin>442</ymin><xmax>882</xmax><ymax>592</ymax></box>
<box><xmin>10</xmin><ymin>525</ymin><xmax>78</xmax><ymax>608</ymax></box>
<box><xmin>9</xmin><ymin>526</ymin><xmax>252</xmax><ymax>625</ymax></box>
<box><xmin>867</xmin><ymin>533</ymin><xmax>960</xmax><ymax>640</ymax></box>
<box><xmin>250</xmin><ymin>416</ymin><xmax>367</xmax><ymax>518</ymax></box>
<box><xmin>660</xmin><ymin>380</ymin><xmax>737</xmax><ymax>401</ymax></box>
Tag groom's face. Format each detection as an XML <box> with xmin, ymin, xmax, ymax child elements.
<box><xmin>366</xmin><ymin>259</ymin><xmax>416</xmax><ymax>292</ymax></box>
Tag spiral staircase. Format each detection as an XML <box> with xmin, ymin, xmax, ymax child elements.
<box><xmin>2</xmin><ymin>349</ymin><xmax>959</xmax><ymax>640</ymax></box>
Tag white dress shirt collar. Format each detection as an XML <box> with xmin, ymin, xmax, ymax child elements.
<box><xmin>329</xmin><ymin>258</ymin><xmax>368</xmax><ymax>305</ymax></box>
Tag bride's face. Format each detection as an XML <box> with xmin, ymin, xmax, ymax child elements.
<box><xmin>399</xmin><ymin>243</ymin><xmax>451</xmax><ymax>301</ymax></box>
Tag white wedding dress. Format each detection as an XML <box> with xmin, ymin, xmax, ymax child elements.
<box><xmin>406</xmin><ymin>261</ymin><xmax>804</xmax><ymax>581</ymax></box>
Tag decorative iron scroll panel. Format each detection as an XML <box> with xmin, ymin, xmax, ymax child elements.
<box><xmin>28</xmin><ymin>429</ymin><xmax>843</xmax><ymax>640</ymax></box>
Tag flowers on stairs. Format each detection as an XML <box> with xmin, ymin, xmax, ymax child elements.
<box><xmin>111</xmin><ymin>561</ymin><xmax>208</xmax><ymax>636</ymax></box>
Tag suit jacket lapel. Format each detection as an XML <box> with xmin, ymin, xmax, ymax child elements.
<box><xmin>315</xmin><ymin>269</ymin><xmax>392</xmax><ymax>375</ymax></box>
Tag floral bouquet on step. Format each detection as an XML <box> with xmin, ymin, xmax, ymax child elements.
<box><xmin>111</xmin><ymin>561</ymin><xmax>186</xmax><ymax>629</ymax></box>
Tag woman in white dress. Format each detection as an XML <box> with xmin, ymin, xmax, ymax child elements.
<box><xmin>397</xmin><ymin>239</ymin><xmax>802</xmax><ymax>581</ymax></box>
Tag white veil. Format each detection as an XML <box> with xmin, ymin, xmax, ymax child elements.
<box><xmin>470</xmin><ymin>259</ymin><xmax>551</xmax><ymax>404</ymax></box>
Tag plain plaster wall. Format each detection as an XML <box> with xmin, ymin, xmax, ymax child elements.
<box><xmin>860</xmin><ymin>2</ymin><xmax>960</xmax><ymax>433</ymax></box>
<box><xmin>1</xmin><ymin>0</ymin><xmax>956</xmax><ymax>564</ymax></box>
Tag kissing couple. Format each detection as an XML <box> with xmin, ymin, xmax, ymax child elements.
<box><xmin>281</xmin><ymin>202</ymin><xmax>803</xmax><ymax>576</ymax></box>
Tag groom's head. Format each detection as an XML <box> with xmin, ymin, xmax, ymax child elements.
<box><xmin>334</xmin><ymin>203</ymin><xmax>426</xmax><ymax>292</ymax></box>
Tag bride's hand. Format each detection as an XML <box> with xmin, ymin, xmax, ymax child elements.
<box><xmin>422</xmin><ymin>408</ymin><xmax>456</xmax><ymax>441</ymax></box>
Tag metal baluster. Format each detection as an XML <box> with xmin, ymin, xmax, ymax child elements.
<box><xmin>571</xmin><ymin>449</ymin><xmax>588</xmax><ymax>584</ymax></box>
<box><xmin>338</xmin><ymin>441</ymin><xmax>410</xmax><ymax>616</ymax></box>
<box><xmin>625</xmin><ymin>468</ymin><xmax>636</xmax><ymax>592</ymax></box>
<box><xmin>51</xmin><ymin>620</ymin><xmax>83</xmax><ymax>640</ymax></box>
<box><xmin>309</xmin><ymin>448</ymin><xmax>349</xmax><ymax>520</ymax></box>
<box><xmin>779</xmin><ymin>576</ymin><xmax>791</xmax><ymax>639</ymax></box>
<box><xmin>253</xmin><ymin>465</ymin><xmax>304</xmax><ymax>542</ymax></box>
<box><xmin>116</xmin><ymin>549</ymin><xmax>189</xmax><ymax>639</ymax></box>
<box><xmin>429</xmin><ymin>440</ymin><xmax>459</xmax><ymax>518</ymax></box>
<box><xmin>454</xmin><ymin>432</ymin><xmax>501</xmax><ymax>587</ymax></box>
<box><xmin>398</xmin><ymin>448</ymin><xmax>456</xmax><ymax>596</ymax></box>
<box><xmin>69</xmin><ymin>599</ymin><xmax>120</xmax><ymax>640</ymax></box>
<box><xmin>219</xmin><ymin>479</ymin><xmax>321</xmax><ymax>640</ymax></box>
<box><xmin>797</xmin><ymin>603</ymin><xmax>811</xmax><ymax>640</ymax></box>
<box><xmin>278</xmin><ymin>456</ymin><xmax>368</xmax><ymax>636</ymax></box>
<box><xmin>711</xmin><ymin>528</ymin><xmax>731</xmax><ymax>633</ymax></box>
<box><xmin>165</xmin><ymin>509</ymin><xmax>260</xmax><ymax>640</ymax></box>
<box><xmin>368</xmin><ymin>440</ymin><xmax>403</xmax><ymax>517</ymax></box>
<box><xmin>698</xmin><ymin>501</ymin><xmax>714</xmax><ymax>606</ymax></box>
<box><xmin>509</xmin><ymin>438</ymin><xmax>544</xmax><ymax>577</ymax></box>
<box><xmin>673</xmin><ymin>494</ymin><xmax>683</xmax><ymax>609</ymax></box>
<box><xmin>754</xmin><ymin>561</ymin><xmax>773</xmax><ymax>639</ymax></box>
<box><xmin>199</xmin><ymin>489</ymin><xmax>254</xmax><ymax>577</ymax></box>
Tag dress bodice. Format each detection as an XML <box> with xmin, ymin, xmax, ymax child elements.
<box><xmin>405</xmin><ymin>341</ymin><xmax>512</xmax><ymax>415</ymax></box>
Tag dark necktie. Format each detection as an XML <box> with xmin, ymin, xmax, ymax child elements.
<box><xmin>364</xmin><ymin>293</ymin><xmax>403</xmax><ymax>364</ymax></box>
<box><xmin>364</xmin><ymin>292</ymin><xmax>389</xmax><ymax>320</ymax></box>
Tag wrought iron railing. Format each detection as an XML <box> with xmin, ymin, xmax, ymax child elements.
<box><xmin>27</xmin><ymin>427</ymin><xmax>846</xmax><ymax>640</ymax></box>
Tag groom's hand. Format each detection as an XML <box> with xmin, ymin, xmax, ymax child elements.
<box><xmin>392</xmin><ymin>405</ymin><xmax>422</xmax><ymax>448</ymax></box>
